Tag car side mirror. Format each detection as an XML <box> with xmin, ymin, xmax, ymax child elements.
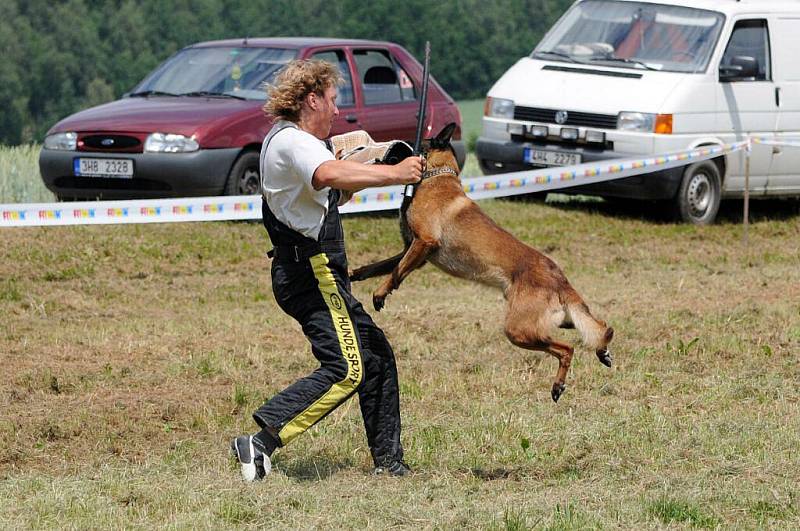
<box><xmin>720</xmin><ymin>55</ymin><xmax>758</xmax><ymax>81</ymax></box>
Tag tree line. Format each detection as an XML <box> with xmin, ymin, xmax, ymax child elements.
<box><xmin>0</xmin><ymin>0</ymin><xmax>572</xmax><ymax>145</ymax></box>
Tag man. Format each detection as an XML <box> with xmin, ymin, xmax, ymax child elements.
<box><xmin>231</xmin><ymin>59</ymin><xmax>422</xmax><ymax>481</ymax></box>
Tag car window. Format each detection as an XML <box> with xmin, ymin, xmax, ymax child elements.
<box><xmin>721</xmin><ymin>19</ymin><xmax>771</xmax><ymax>81</ymax></box>
<box><xmin>353</xmin><ymin>49</ymin><xmax>416</xmax><ymax>105</ymax></box>
<box><xmin>133</xmin><ymin>47</ymin><xmax>297</xmax><ymax>100</ymax></box>
<box><xmin>311</xmin><ymin>50</ymin><xmax>355</xmax><ymax>107</ymax></box>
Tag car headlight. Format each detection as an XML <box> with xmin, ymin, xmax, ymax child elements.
<box><xmin>43</xmin><ymin>132</ymin><xmax>77</xmax><ymax>151</ymax></box>
<box><xmin>485</xmin><ymin>97</ymin><xmax>515</xmax><ymax>119</ymax></box>
<box><xmin>144</xmin><ymin>133</ymin><xmax>199</xmax><ymax>153</ymax></box>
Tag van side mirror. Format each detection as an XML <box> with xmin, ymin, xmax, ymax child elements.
<box><xmin>719</xmin><ymin>55</ymin><xmax>758</xmax><ymax>81</ymax></box>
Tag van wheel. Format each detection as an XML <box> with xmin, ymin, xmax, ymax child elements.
<box><xmin>673</xmin><ymin>160</ymin><xmax>721</xmax><ymax>225</ymax></box>
<box><xmin>224</xmin><ymin>151</ymin><xmax>260</xmax><ymax>195</ymax></box>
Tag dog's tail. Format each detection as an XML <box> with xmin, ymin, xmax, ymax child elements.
<box><xmin>349</xmin><ymin>250</ymin><xmax>405</xmax><ymax>281</ymax></box>
<box><xmin>565</xmin><ymin>292</ymin><xmax>613</xmax><ymax>355</ymax></box>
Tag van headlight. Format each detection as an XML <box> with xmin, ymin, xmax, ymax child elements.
<box><xmin>43</xmin><ymin>132</ymin><xmax>77</xmax><ymax>151</ymax></box>
<box><xmin>144</xmin><ymin>133</ymin><xmax>200</xmax><ymax>153</ymax></box>
<box><xmin>617</xmin><ymin>112</ymin><xmax>673</xmax><ymax>134</ymax></box>
<box><xmin>617</xmin><ymin>112</ymin><xmax>656</xmax><ymax>132</ymax></box>
<box><xmin>485</xmin><ymin>97</ymin><xmax>515</xmax><ymax>119</ymax></box>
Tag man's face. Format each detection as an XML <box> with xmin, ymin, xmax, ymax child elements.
<box><xmin>308</xmin><ymin>85</ymin><xmax>339</xmax><ymax>138</ymax></box>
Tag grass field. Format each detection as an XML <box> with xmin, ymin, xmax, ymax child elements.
<box><xmin>0</xmin><ymin>144</ymin><xmax>54</xmax><ymax>204</ymax></box>
<box><xmin>459</xmin><ymin>98</ymin><xmax>486</xmax><ymax>154</ymax></box>
<box><xmin>1</xmin><ymin>195</ymin><xmax>799</xmax><ymax>528</ymax></box>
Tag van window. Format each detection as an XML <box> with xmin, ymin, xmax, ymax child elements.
<box><xmin>532</xmin><ymin>0</ymin><xmax>724</xmax><ymax>73</ymax></box>
<box><xmin>353</xmin><ymin>49</ymin><xmax>416</xmax><ymax>105</ymax></box>
<box><xmin>311</xmin><ymin>50</ymin><xmax>355</xmax><ymax>107</ymax></box>
<box><xmin>721</xmin><ymin>20</ymin><xmax>771</xmax><ymax>81</ymax></box>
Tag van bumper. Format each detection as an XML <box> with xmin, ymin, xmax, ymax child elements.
<box><xmin>475</xmin><ymin>137</ymin><xmax>682</xmax><ymax>200</ymax></box>
<box><xmin>39</xmin><ymin>148</ymin><xmax>240</xmax><ymax>200</ymax></box>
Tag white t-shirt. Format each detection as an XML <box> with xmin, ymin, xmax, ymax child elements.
<box><xmin>260</xmin><ymin>121</ymin><xmax>334</xmax><ymax>240</ymax></box>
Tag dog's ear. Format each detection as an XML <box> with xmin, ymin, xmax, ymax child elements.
<box><xmin>431</xmin><ymin>123</ymin><xmax>457</xmax><ymax>149</ymax></box>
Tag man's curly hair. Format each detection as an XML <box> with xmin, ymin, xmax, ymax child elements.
<box><xmin>263</xmin><ymin>59</ymin><xmax>343</xmax><ymax>122</ymax></box>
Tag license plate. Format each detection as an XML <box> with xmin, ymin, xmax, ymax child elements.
<box><xmin>74</xmin><ymin>158</ymin><xmax>134</xmax><ymax>178</ymax></box>
<box><xmin>523</xmin><ymin>148</ymin><xmax>581</xmax><ymax>167</ymax></box>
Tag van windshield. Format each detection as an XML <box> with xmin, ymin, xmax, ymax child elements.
<box><xmin>532</xmin><ymin>1</ymin><xmax>724</xmax><ymax>73</ymax></box>
<box><xmin>131</xmin><ymin>47</ymin><xmax>297</xmax><ymax>100</ymax></box>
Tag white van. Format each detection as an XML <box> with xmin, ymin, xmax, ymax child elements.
<box><xmin>477</xmin><ymin>0</ymin><xmax>800</xmax><ymax>224</ymax></box>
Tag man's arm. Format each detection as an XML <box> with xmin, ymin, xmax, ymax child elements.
<box><xmin>312</xmin><ymin>156</ymin><xmax>423</xmax><ymax>192</ymax></box>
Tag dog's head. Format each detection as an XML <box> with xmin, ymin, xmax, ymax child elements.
<box><xmin>424</xmin><ymin>123</ymin><xmax>460</xmax><ymax>174</ymax></box>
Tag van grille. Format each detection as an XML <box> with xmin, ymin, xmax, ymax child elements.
<box><xmin>514</xmin><ymin>106</ymin><xmax>618</xmax><ymax>130</ymax></box>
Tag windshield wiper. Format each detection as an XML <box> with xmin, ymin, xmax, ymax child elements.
<box><xmin>533</xmin><ymin>50</ymin><xmax>584</xmax><ymax>64</ymax></box>
<box><xmin>181</xmin><ymin>91</ymin><xmax>246</xmax><ymax>100</ymax></box>
<box><xmin>588</xmin><ymin>57</ymin><xmax>659</xmax><ymax>71</ymax></box>
<box><xmin>128</xmin><ymin>90</ymin><xmax>180</xmax><ymax>98</ymax></box>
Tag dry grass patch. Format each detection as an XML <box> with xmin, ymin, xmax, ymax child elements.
<box><xmin>1</xmin><ymin>198</ymin><xmax>799</xmax><ymax>528</ymax></box>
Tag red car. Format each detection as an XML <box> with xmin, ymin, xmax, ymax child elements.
<box><xmin>39</xmin><ymin>38</ymin><xmax>464</xmax><ymax>200</ymax></box>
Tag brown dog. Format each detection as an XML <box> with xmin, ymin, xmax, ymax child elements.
<box><xmin>350</xmin><ymin>123</ymin><xmax>613</xmax><ymax>402</ymax></box>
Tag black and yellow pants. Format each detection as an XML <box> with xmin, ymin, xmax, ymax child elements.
<box><xmin>253</xmin><ymin>251</ymin><xmax>404</xmax><ymax>468</ymax></box>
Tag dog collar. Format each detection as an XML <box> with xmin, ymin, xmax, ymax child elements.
<box><xmin>422</xmin><ymin>167</ymin><xmax>459</xmax><ymax>180</ymax></box>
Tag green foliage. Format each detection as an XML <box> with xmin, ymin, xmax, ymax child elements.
<box><xmin>646</xmin><ymin>497</ymin><xmax>720</xmax><ymax>528</ymax></box>
<box><xmin>0</xmin><ymin>0</ymin><xmax>573</xmax><ymax>144</ymax></box>
<box><xmin>458</xmin><ymin>98</ymin><xmax>486</xmax><ymax>153</ymax></box>
<box><xmin>548</xmin><ymin>503</ymin><xmax>601</xmax><ymax>530</ymax></box>
<box><xmin>669</xmin><ymin>336</ymin><xmax>700</xmax><ymax>356</ymax></box>
<box><xmin>0</xmin><ymin>279</ymin><xmax>22</xmax><ymax>302</ymax></box>
<box><xmin>0</xmin><ymin>144</ymin><xmax>54</xmax><ymax>203</ymax></box>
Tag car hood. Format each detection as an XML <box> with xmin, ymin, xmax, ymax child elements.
<box><xmin>47</xmin><ymin>96</ymin><xmax>264</xmax><ymax>137</ymax></box>
<box><xmin>488</xmin><ymin>57</ymin><xmax>687</xmax><ymax>114</ymax></box>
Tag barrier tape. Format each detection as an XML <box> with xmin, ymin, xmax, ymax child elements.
<box><xmin>751</xmin><ymin>137</ymin><xmax>800</xmax><ymax>149</ymax></box>
<box><xmin>0</xmin><ymin>138</ymin><xmax>766</xmax><ymax>228</ymax></box>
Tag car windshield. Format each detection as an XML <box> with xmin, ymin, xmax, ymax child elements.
<box><xmin>131</xmin><ymin>46</ymin><xmax>297</xmax><ymax>100</ymax></box>
<box><xmin>532</xmin><ymin>0</ymin><xmax>724</xmax><ymax>73</ymax></box>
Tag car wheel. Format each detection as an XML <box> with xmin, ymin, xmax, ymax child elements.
<box><xmin>673</xmin><ymin>160</ymin><xmax>721</xmax><ymax>225</ymax></box>
<box><xmin>224</xmin><ymin>151</ymin><xmax>261</xmax><ymax>196</ymax></box>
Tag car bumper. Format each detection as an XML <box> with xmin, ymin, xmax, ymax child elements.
<box><xmin>475</xmin><ymin>137</ymin><xmax>682</xmax><ymax>200</ymax></box>
<box><xmin>39</xmin><ymin>148</ymin><xmax>241</xmax><ymax>200</ymax></box>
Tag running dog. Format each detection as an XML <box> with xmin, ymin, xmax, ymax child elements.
<box><xmin>350</xmin><ymin>123</ymin><xmax>614</xmax><ymax>402</ymax></box>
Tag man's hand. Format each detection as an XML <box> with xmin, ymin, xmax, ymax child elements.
<box><xmin>392</xmin><ymin>156</ymin><xmax>424</xmax><ymax>185</ymax></box>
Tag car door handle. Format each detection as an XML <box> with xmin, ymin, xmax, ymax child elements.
<box><xmin>775</xmin><ymin>86</ymin><xmax>781</xmax><ymax>107</ymax></box>
<box><xmin>345</xmin><ymin>114</ymin><xmax>358</xmax><ymax>123</ymax></box>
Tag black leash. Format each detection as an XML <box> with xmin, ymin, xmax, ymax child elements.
<box><xmin>400</xmin><ymin>41</ymin><xmax>431</xmax><ymax>217</ymax></box>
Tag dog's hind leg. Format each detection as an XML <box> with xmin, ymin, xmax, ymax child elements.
<box><xmin>372</xmin><ymin>237</ymin><xmax>437</xmax><ymax>311</ymax></box>
<box><xmin>350</xmin><ymin>250</ymin><xmax>407</xmax><ymax>281</ymax></box>
<box><xmin>505</xmin><ymin>330</ymin><xmax>574</xmax><ymax>403</ymax></box>
<box><xmin>543</xmin><ymin>340</ymin><xmax>574</xmax><ymax>403</ymax></box>
<box><xmin>504</xmin><ymin>289</ymin><xmax>574</xmax><ymax>402</ymax></box>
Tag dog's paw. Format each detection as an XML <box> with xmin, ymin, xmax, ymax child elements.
<box><xmin>596</xmin><ymin>348</ymin><xmax>613</xmax><ymax>368</ymax></box>
<box><xmin>551</xmin><ymin>382</ymin><xmax>566</xmax><ymax>403</ymax></box>
<box><xmin>349</xmin><ymin>267</ymin><xmax>365</xmax><ymax>281</ymax></box>
<box><xmin>372</xmin><ymin>294</ymin><xmax>386</xmax><ymax>312</ymax></box>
